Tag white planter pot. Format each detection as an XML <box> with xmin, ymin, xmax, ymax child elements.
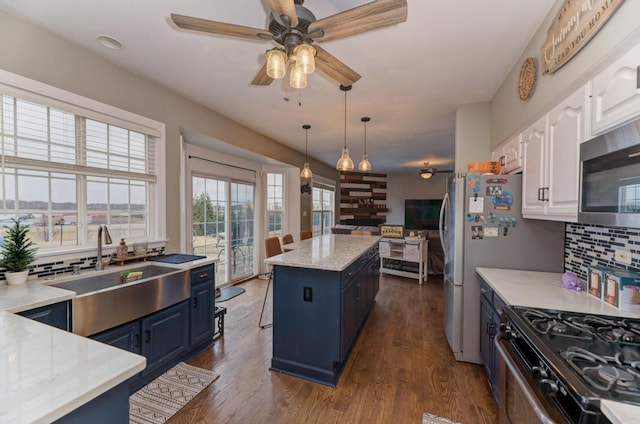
<box><xmin>5</xmin><ymin>270</ymin><xmax>29</xmax><ymax>285</ymax></box>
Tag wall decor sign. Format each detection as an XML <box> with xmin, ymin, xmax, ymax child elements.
<box><xmin>541</xmin><ymin>0</ymin><xmax>624</xmax><ymax>74</ymax></box>
<box><xmin>380</xmin><ymin>225</ymin><xmax>404</xmax><ymax>239</ymax></box>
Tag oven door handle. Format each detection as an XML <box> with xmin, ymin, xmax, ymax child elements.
<box><xmin>495</xmin><ymin>334</ymin><xmax>557</xmax><ymax>424</ymax></box>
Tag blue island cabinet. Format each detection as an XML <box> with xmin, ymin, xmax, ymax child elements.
<box><xmin>270</xmin><ymin>245</ymin><xmax>379</xmax><ymax>387</ymax></box>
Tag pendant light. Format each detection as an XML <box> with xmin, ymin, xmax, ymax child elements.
<box><xmin>358</xmin><ymin>116</ymin><xmax>372</xmax><ymax>172</ymax></box>
<box><xmin>336</xmin><ymin>85</ymin><xmax>354</xmax><ymax>171</ymax></box>
<box><xmin>301</xmin><ymin>124</ymin><xmax>313</xmax><ymax>179</ymax></box>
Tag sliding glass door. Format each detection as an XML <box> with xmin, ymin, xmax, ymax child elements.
<box><xmin>192</xmin><ymin>176</ymin><xmax>254</xmax><ymax>285</ymax></box>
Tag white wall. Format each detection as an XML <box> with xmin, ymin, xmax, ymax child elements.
<box><xmin>386</xmin><ymin>174</ymin><xmax>449</xmax><ymax>225</ymax></box>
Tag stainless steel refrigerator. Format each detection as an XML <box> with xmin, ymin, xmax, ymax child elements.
<box><xmin>438</xmin><ymin>174</ymin><xmax>565</xmax><ymax>364</ymax></box>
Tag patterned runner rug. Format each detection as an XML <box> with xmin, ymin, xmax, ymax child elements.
<box><xmin>423</xmin><ymin>412</ymin><xmax>462</xmax><ymax>424</ymax></box>
<box><xmin>130</xmin><ymin>362</ymin><xmax>219</xmax><ymax>424</ymax></box>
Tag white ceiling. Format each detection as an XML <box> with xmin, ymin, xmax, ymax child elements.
<box><xmin>0</xmin><ymin>0</ymin><xmax>556</xmax><ymax>175</ymax></box>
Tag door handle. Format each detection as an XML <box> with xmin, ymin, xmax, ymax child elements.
<box><xmin>193</xmin><ymin>297</ymin><xmax>198</xmax><ymax>308</ymax></box>
<box><xmin>134</xmin><ymin>334</ymin><xmax>140</xmax><ymax>347</ymax></box>
<box><xmin>145</xmin><ymin>330</ymin><xmax>151</xmax><ymax>343</ymax></box>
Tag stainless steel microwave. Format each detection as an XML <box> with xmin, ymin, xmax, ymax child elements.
<box><xmin>579</xmin><ymin>118</ymin><xmax>640</xmax><ymax>227</ymax></box>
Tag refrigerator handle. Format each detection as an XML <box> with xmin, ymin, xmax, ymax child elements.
<box><xmin>439</xmin><ymin>192</ymin><xmax>448</xmax><ymax>261</ymax></box>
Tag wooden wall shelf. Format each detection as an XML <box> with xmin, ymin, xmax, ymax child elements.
<box><xmin>339</xmin><ymin>171</ymin><xmax>388</xmax><ymax>225</ymax></box>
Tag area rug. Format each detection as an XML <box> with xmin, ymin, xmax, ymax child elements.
<box><xmin>423</xmin><ymin>412</ymin><xmax>462</xmax><ymax>424</ymax></box>
<box><xmin>129</xmin><ymin>362</ymin><xmax>219</xmax><ymax>424</ymax></box>
<box><xmin>216</xmin><ymin>286</ymin><xmax>245</xmax><ymax>302</ymax></box>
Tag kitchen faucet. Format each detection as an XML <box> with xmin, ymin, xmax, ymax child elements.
<box><xmin>96</xmin><ymin>224</ymin><xmax>113</xmax><ymax>270</ymax></box>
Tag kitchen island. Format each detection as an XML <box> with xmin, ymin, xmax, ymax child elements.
<box><xmin>265</xmin><ymin>234</ymin><xmax>380</xmax><ymax>387</ymax></box>
<box><xmin>476</xmin><ymin>267</ymin><xmax>640</xmax><ymax>424</ymax></box>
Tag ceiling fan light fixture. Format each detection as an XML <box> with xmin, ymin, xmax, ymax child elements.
<box><xmin>301</xmin><ymin>124</ymin><xmax>313</xmax><ymax>179</ymax></box>
<box><xmin>358</xmin><ymin>116</ymin><xmax>372</xmax><ymax>172</ymax></box>
<box><xmin>420</xmin><ymin>170</ymin><xmax>433</xmax><ymax>179</ymax></box>
<box><xmin>293</xmin><ymin>44</ymin><xmax>316</xmax><ymax>75</ymax></box>
<box><xmin>266</xmin><ymin>49</ymin><xmax>287</xmax><ymax>79</ymax></box>
<box><xmin>289</xmin><ymin>63</ymin><xmax>307</xmax><ymax>89</ymax></box>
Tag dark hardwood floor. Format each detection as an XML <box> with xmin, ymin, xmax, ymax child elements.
<box><xmin>171</xmin><ymin>273</ymin><xmax>499</xmax><ymax>424</ymax></box>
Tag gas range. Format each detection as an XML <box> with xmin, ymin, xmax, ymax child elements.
<box><xmin>499</xmin><ymin>306</ymin><xmax>640</xmax><ymax>423</ymax></box>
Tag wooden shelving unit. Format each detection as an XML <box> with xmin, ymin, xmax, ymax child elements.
<box><xmin>339</xmin><ymin>171</ymin><xmax>388</xmax><ymax>225</ymax></box>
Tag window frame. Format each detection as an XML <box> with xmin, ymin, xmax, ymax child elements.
<box><xmin>0</xmin><ymin>69</ymin><xmax>166</xmax><ymax>260</ymax></box>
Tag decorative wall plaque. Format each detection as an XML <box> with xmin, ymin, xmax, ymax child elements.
<box><xmin>541</xmin><ymin>0</ymin><xmax>625</xmax><ymax>74</ymax></box>
<box><xmin>518</xmin><ymin>57</ymin><xmax>537</xmax><ymax>101</ymax></box>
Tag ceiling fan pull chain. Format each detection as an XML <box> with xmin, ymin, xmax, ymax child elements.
<box><xmin>298</xmin><ymin>88</ymin><xmax>302</xmax><ymax>106</ymax></box>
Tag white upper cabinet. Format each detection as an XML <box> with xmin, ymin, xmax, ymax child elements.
<box><xmin>591</xmin><ymin>42</ymin><xmax>640</xmax><ymax>136</ymax></box>
<box><xmin>522</xmin><ymin>85</ymin><xmax>587</xmax><ymax>222</ymax></box>
<box><xmin>492</xmin><ymin>134</ymin><xmax>523</xmax><ymax>174</ymax></box>
<box><xmin>522</xmin><ymin>115</ymin><xmax>547</xmax><ymax>217</ymax></box>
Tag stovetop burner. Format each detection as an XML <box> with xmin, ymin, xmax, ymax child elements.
<box><xmin>563</xmin><ymin>346</ymin><xmax>640</xmax><ymax>397</ymax></box>
<box><xmin>523</xmin><ymin>309</ymin><xmax>595</xmax><ymax>340</ymax></box>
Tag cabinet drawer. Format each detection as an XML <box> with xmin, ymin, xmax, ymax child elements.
<box><xmin>480</xmin><ymin>279</ymin><xmax>493</xmax><ymax>304</ymax></box>
<box><xmin>191</xmin><ymin>264</ymin><xmax>214</xmax><ymax>285</ymax></box>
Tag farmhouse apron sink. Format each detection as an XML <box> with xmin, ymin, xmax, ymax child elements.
<box><xmin>51</xmin><ymin>265</ymin><xmax>189</xmax><ymax>337</ymax></box>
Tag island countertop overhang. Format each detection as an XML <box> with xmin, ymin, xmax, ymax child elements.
<box><xmin>264</xmin><ymin>234</ymin><xmax>381</xmax><ymax>272</ymax></box>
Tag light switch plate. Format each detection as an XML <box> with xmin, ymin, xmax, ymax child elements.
<box><xmin>614</xmin><ymin>249</ymin><xmax>632</xmax><ymax>265</ymax></box>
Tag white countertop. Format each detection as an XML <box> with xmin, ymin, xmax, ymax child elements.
<box><xmin>476</xmin><ymin>267</ymin><xmax>640</xmax><ymax>424</ymax></box>
<box><xmin>265</xmin><ymin>234</ymin><xmax>381</xmax><ymax>271</ymax></box>
<box><xmin>0</xmin><ymin>255</ymin><xmax>217</xmax><ymax>423</ymax></box>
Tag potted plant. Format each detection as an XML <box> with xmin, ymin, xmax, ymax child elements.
<box><xmin>1</xmin><ymin>218</ymin><xmax>38</xmax><ymax>285</ymax></box>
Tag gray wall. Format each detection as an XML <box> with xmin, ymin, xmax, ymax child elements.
<box><xmin>0</xmin><ymin>10</ymin><xmax>337</xmax><ymax>252</ymax></box>
<box><xmin>386</xmin><ymin>174</ymin><xmax>449</xmax><ymax>225</ymax></box>
<box><xmin>491</xmin><ymin>0</ymin><xmax>640</xmax><ymax>146</ymax></box>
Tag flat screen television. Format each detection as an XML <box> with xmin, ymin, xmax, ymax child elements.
<box><xmin>405</xmin><ymin>199</ymin><xmax>443</xmax><ymax>231</ymax></box>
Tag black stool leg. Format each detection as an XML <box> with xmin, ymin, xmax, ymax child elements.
<box><xmin>258</xmin><ymin>273</ymin><xmax>272</xmax><ymax>329</ymax></box>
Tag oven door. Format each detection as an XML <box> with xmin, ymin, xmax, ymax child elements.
<box><xmin>495</xmin><ymin>335</ymin><xmax>566</xmax><ymax>424</ymax></box>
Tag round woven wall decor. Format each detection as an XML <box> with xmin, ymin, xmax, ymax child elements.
<box><xmin>518</xmin><ymin>57</ymin><xmax>537</xmax><ymax>101</ymax></box>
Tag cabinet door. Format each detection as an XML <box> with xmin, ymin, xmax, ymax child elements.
<box><xmin>591</xmin><ymin>42</ymin><xmax>640</xmax><ymax>135</ymax></box>
<box><xmin>18</xmin><ymin>301</ymin><xmax>70</xmax><ymax>331</ymax></box>
<box><xmin>521</xmin><ymin>115</ymin><xmax>547</xmax><ymax>217</ymax></box>
<box><xmin>190</xmin><ymin>280</ymin><xmax>214</xmax><ymax>347</ymax></box>
<box><xmin>546</xmin><ymin>86</ymin><xmax>585</xmax><ymax>221</ymax></box>
<box><xmin>341</xmin><ymin>280</ymin><xmax>357</xmax><ymax>360</ymax></box>
<box><xmin>141</xmin><ymin>301</ymin><xmax>189</xmax><ymax>375</ymax></box>
<box><xmin>502</xmin><ymin>134</ymin><xmax>523</xmax><ymax>174</ymax></box>
<box><xmin>92</xmin><ymin>321</ymin><xmax>141</xmax><ymax>354</ymax></box>
<box><xmin>479</xmin><ymin>296</ymin><xmax>494</xmax><ymax>383</ymax></box>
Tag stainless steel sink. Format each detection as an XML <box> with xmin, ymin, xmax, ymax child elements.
<box><xmin>51</xmin><ymin>264</ymin><xmax>189</xmax><ymax>337</ymax></box>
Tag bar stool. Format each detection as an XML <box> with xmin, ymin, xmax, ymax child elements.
<box><xmin>282</xmin><ymin>233</ymin><xmax>294</xmax><ymax>245</ymax></box>
<box><xmin>300</xmin><ymin>230</ymin><xmax>313</xmax><ymax>240</ymax></box>
<box><xmin>259</xmin><ymin>236</ymin><xmax>282</xmax><ymax>329</ymax></box>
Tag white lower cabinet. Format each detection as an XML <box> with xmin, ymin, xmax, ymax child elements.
<box><xmin>522</xmin><ymin>85</ymin><xmax>587</xmax><ymax>221</ymax></box>
<box><xmin>591</xmin><ymin>41</ymin><xmax>640</xmax><ymax>136</ymax></box>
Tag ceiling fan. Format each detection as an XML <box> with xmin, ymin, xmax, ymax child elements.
<box><xmin>419</xmin><ymin>162</ymin><xmax>452</xmax><ymax>179</ymax></box>
<box><xmin>170</xmin><ymin>0</ymin><xmax>408</xmax><ymax>88</ymax></box>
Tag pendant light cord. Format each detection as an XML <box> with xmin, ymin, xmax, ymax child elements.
<box><xmin>343</xmin><ymin>88</ymin><xmax>347</xmax><ymax>149</ymax></box>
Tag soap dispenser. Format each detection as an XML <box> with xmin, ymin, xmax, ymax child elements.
<box><xmin>117</xmin><ymin>238</ymin><xmax>128</xmax><ymax>259</ymax></box>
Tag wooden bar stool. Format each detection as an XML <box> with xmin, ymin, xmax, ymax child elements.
<box><xmin>282</xmin><ymin>233</ymin><xmax>294</xmax><ymax>245</ymax></box>
<box><xmin>259</xmin><ymin>236</ymin><xmax>282</xmax><ymax>329</ymax></box>
<box><xmin>300</xmin><ymin>230</ymin><xmax>313</xmax><ymax>240</ymax></box>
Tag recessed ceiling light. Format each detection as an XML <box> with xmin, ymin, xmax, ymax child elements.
<box><xmin>97</xmin><ymin>35</ymin><xmax>123</xmax><ymax>50</ymax></box>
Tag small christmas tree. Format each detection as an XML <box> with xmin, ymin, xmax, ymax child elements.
<box><xmin>1</xmin><ymin>218</ymin><xmax>37</xmax><ymax>273</ymax></box>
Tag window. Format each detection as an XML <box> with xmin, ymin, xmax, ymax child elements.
<box><xmin>0</xmin><ymin>75</ymin><xmax>163</xmax><ymax>255</ymax></box>
<box><xmin>266</xmin><ymin>172</ymin><xmax>284</xmax><ymax>236</ymax></box>
<box><xmin>312</xmin><ymin>186</ymin><xmax>334</xmax><ymax>235</ymax></box>
<box><xmin>192</xmin><ymin>176</ymin><xmax>254</xmax><ymax>284</ymax></box>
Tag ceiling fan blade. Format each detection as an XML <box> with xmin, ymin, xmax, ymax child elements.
<box><xmin>314</xmin><ymin>46</ymin><xmax>361</xmax><ymax>86</ymax></box>
<box><xmin>309</xmin><ymin>0</ymin><xmax>407</xmax><ymax>42</ymax></box>
<box><xmin>171</xmin><ymin>13</ymin><xmax>272</xmax><ymax>41</ymax></box>
<box><xmin>268</xmin><ymin>0</ymin><xmax>299</xmax><ymax>28</ymax></box>
<box><xmin>251</xmin><ymin>61</ymin><xmax>274</xmax><ymax>86</ymax></box>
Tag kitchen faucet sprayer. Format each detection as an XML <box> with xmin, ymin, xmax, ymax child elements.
<box><xmin>96</xmin><ymin>225</ymin><xmax>113</xmax><ymax>270</ymax></box>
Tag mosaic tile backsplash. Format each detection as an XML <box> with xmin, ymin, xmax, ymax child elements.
<box><xmin>0</xmin><ymin>246</ymin><xmax>164</xmax><ymax>282</ymax></box>
<box><xmin>565</xmin><ymin>223</ymin><xmax>640</xmax><ymax>280</ymax></box>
